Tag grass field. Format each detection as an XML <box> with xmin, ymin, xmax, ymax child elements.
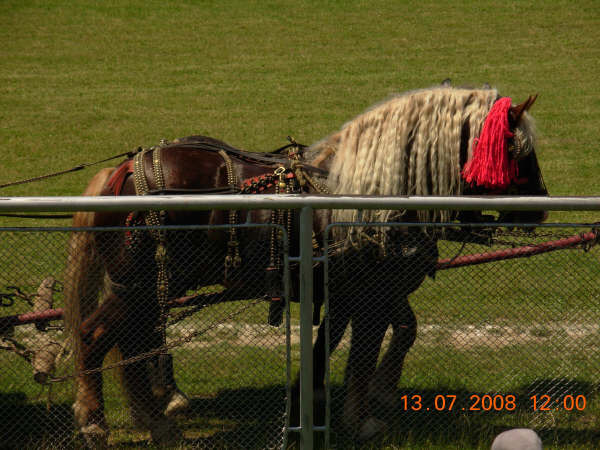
<box><xmin>1</xmin><ymin>1</ymin><xmax>600</xmax><ymax>448</ymax></box>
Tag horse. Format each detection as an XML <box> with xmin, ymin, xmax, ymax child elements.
<box><xmin>64</xmin><ymin>85</ymin><xmax>548</xmax><ymax>446</ymax></box>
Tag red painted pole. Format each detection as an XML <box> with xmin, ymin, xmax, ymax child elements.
<box><xmin>436</xmin><ymin>231</ymin><xmax>598</xmax><ymax>270</ymax></box>
<box><xmin>0</xmin><ymin>308</ymin><xmax>64</xmax><ymax>332</ymax></box>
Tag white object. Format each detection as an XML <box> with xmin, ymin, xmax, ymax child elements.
<box><xmin>491</xmin><ymin>428</ymin><xmax>542</xmax><ymax>450</ymax></box>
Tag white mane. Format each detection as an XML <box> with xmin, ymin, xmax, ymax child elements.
<box><xmin>309</xmin><ymin>86</ymin><xmax>504</xmax><ymax>230</ymax></box>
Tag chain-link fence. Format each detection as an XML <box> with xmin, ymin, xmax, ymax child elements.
<box><xmin>323</xmin><ymin>223</ymin><xmax>600</xmax><ymax>449</ymax></box>
<box><xmin>1</xmin><ymin>200</ymin><xmax>599</xmax><ymax>449</ymax></box>
<box><xmin>0</xmin><ymin>224</ymin><xmax>291</xmax><ymax>449</ymax></box>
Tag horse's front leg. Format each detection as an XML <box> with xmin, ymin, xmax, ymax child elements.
<box><xmin>343</xmin><ymin>307</ymin><xmax>389</xmax><ymax>437</ymax></box>
<box><xmin>73</xmin><ymin>294</ymin><xmax>125</xmax><ymax>447</ymax></box>
<box><xmin>368</xmin><ymin>298</ymin><xmax>417</xmax><ymax>418</ymax></box>
<box><xmin>313</xmin><ymin>302</ymin><xmax>352</xmax><ymax>423</ymax></box>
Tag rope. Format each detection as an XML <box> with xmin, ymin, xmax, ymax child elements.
<box><xmin>0</xmin><ymin>336</ymin><xmax>33</xmax><ymax>362</ymax></box>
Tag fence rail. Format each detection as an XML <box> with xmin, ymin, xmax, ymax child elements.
<box><xmin>3</xmin><ymin>194</ymin><xmax>600</xmax><ymax>212</ymax></box>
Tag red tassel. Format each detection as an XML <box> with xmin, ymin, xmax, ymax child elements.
<box><xmin>461</xmin><ymin>97</ymin><xmax>517</xmax><ymax>189</ymax></box>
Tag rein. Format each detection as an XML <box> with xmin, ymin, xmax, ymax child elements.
<box><xmin>0</xmin><ymin>148</ymin><xmax>142</xmax><ymax>219</ymax></box>
<box><xmin>0</xmin><ymin>148</ymin><xmax>143</xmax><ymax>190</ymax></box>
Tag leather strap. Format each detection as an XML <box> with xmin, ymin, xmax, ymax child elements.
<box><xmin>174</xmin><ymin>140</ymin><xmax>329</xmax><ymax>175</ymax></box>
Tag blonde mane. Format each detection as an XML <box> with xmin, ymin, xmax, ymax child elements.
<box><xmin>309</xmin><ymin>86</ymin><xmax>510</xmax><ymax>230</ymax></box>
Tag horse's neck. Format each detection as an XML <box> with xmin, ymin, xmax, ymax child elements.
<box><xmin>304</xmin><ymin>145</ymin><xmax>334</xmax><ymax>172</ymax></box>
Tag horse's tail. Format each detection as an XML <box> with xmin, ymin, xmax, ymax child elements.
<box><xmin>64</xmin><ymin>167</ymin><xmax>114</xmax><ymax>360</ymax></box>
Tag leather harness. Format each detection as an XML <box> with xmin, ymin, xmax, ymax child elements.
<box><xmin>106</xmin><ymin>137</ymin><xmax>322</xmax><ymax>328</ymax></box>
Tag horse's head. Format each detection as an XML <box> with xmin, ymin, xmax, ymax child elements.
<box><xmin>313</xmin><ymin>86</ymin><xmax>550</xmax><ymax>239</ymax></box>
<box><xmin>461</xmin><ymin>95</ymin><xmax>548</xmax><ymax>226</ymax></box>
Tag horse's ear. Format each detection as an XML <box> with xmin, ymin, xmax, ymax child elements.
<box><xmin>509</xmin><ymin>94</ymin><xmax>538</xmax><ymax>124</ymax></box>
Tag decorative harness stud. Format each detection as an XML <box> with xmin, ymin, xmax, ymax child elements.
<box><xmin>133</xmin><ymin>144</ymin><xmax>170</xmax><ymax>345</ymax></box>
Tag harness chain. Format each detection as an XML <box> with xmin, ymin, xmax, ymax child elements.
<box><xmin>297</xmin><ymin>163</ymin><xmax>330</xmax><ymax>195</ymax></box>
<box><xmin>133</xmin><ymin>146</ymin><xmax>169</xmax><ymax>345</ymax></box>
<box><xmin>294</xmin><ymin>164</ymin><xmax>330</xmax><ymax>271</ymax></box>
<box><xmin>266</xmin><ymin>166</ymin><xmax>298</xmax><ymax>326</ymax></box>
<box><xmin>218</xmin><ymin>150</ymin><xmax>241</xmax><ymax>282</ymax></box>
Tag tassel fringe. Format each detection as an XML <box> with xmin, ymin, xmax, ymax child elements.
<box><xmin>461</xmin><ymin>97</ymin><xmax>517</xmax><ymax>189</ymax></box>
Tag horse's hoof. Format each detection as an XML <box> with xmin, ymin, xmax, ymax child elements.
<box><xmin>164</xmin><ymin>388</ymin><xmax>190</xmax><ymax>416</ymax></box>
<box><xmin>80</xmin><ymin>423</ymin><xmax>109</xmax><ymax>449</ymax></box>
<box><xmin>358</xmin><ymin>416</ymin><xmax>387</xmax><ymax>442</ymax></box>
<box><xmin>150</xmin><ymin>418</ymin><xmax>183</xmax><ymax>446</ymax></box>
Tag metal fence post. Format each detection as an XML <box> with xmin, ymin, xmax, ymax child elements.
<box><xmin>299</xmin><ymin>206</ymin><xmax>314</xmax><ymax>449</ymax></box>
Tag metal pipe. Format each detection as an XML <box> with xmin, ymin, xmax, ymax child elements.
<box><xmin>288</xmin><ymin>426</ymin><xmax>327</xmax><ymax>433</ymax></box>
<box><xmin>2</xmin><ymin>195</ymin><xmax>600</xmax><ymax>212</ymax></box>
<box><xmin>283</xmin><ymin>229</ymin><xmax>292</xmax><ymax>450</ymax></box>
<box><xmin>298</xmin><ymin>206</ymin><xmax>314</xmax><ymax>449</ymax></box>
<box><xmin>323</xmin><ymin>228</ymin><xmax>331</xmax><ymax>449</ymax></box>
<box><xmin>0</xmin><ymin>308</ymin><xmax>64</xmax><ymax>333</ymax></box>
<box><xmin>436</xmin><ymin>230</ymin><xmax>599</xmax><ymax>270</ymax></box>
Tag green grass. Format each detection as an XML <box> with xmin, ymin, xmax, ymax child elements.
<box><xmin>1</xmin><ymin>1</ymin><xmax>600</xmax><ymax>211</ymax></box>
<box><xmin>1</xmin><ymin>0</ymin><xmax>600</xmax><ymax>448</ymax></box>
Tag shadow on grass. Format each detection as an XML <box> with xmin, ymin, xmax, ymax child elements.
<box><xmin>0</xmin><ymin>392</ymin><xmax>74</xmax><ymax>449</ymax></box>
<box><xmin>5</xmin><ymin>379</ymin><xmax>596</xmax><ymax>449</ymax></box>
<box><xmin>175</xmin><ymin>386</ymin><xmax>287</xmax><ymax>450</ymax></box>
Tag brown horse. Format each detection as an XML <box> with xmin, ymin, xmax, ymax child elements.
<box><xmin>64</xmin><ymin>86</ymin><xmax>548</xmax><ymax>446</ymax></box>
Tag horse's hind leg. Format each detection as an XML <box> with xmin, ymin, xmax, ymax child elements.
<box><xmin>117</xmin><ymin>311</ymin><xmax>182</xmax><ymax>445</ymax></box>
<box><xmin>148</xmin><ymin>353</ymin><xmax>190</xmax><ymax>417</ymax></box>
<box><xmin>368</xmin><ymin>298</ymin><xmax>417</xmax><ymax>415</ymax></box>
<box><xmin>73</xmin><ymin>294</ymin><xmax>126</xmax><ymax>447</ymax></box>
<box><xmin>313</xmin><ymin>304</ymin><xmax>352</xmax><ymax>423</ymax></box>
